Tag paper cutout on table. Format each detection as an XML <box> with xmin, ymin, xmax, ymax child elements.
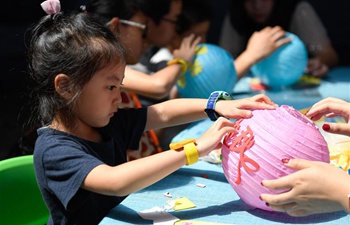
<box><xmin>329</xmin><ymin>140</ymin><xmax>350</xmax><ymax>173</ymax></box>
<box><xmin>201</xmin><ymin>149</ymin><xmax>221</xmax><ymax>163</ymax></box>
<box><xmin>137</xmin><ymin>206</ymin><xmax>179</xmax><ymax>225</ymax></box>
<box><xmin>249</xmin><ymin>77</ymin><xmax>267</xmax><ymax>91</ymax></box>
<box><xmin>167</xmin><ymin>197</ymin><xmax>196</xmax><ymax>211</ymax></box>
<box><xmin>174</xmin><ymin>220</ymin><xmax>235</xmax><ymax>225</ymax></box>
<box><xmin>163</xmin><ymin>192</ymin><xmax>172</xmax><ymax>198</ymax></box>
<box><xmin>196</xmin><ymin>183</ymin><xmax>206</xmax><ymax>188</ymax></box>
<box><xmin>298</xmin><ymin>74</ymin><xmax>321</xmax><ymax>85</ymax></box>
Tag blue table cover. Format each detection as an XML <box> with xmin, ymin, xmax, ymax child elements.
<box><xmin>100</xmin><ymin>161</ymin><xmax>349</xmax><ymax>225</ymax></box>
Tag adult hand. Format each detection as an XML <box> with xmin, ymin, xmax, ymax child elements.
<box><xmin>260</xmin><ymin>158</ymin><xmax>349</xmax><ymax>216</ymax></box>
<box><xmin>245</xmin><ymin>26</ymin><xmax>291</xmax><ymax>63</ymax></box>
<box><xmin>173</xmin><ymin>34</ymin><xmax>201</xmax><ymax>65</ymax></box>
<box><xmin>306</xmin><ymin>97</ymin><xmax>350</xmax><ymax>136</ymax></box>
<box><xmin>215</xmin><ymin>94</ymin><xmax>278</xmax><ymax>119</ymax></box>
<box><xmin>306</xmin><ymin>58</ymin><xmax>329</xmax><ymax>78</ymax></box>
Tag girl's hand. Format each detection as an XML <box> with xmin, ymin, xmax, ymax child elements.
<box><xmin>196</xmin><ymin>117</ymin><xmax>237</xmax><ymax>157</ymax></box>
<box><xmin>245</xmin><ymin>26</ymin><xmax>291</xmax><ymax>63</ymax></box>
<box><xmin>260</xmin><ymin>158</ymin><xmax>349</xmax><ymax>216</ymax></box>
<box><xmin>173</xmin><ymin>34</ymin><xmax>201</xmax><ymax>65</ymax></box>
<box><xmin>306</xmin><ymin>58</ymin><xmax>329</xmax><ymax>78</ymax></box>
<box><xmin>215</xmin><ymin>94</ymin><xmax>278</xmax><ymax>119</ymax></box>
<box><xmin>306</xmin><ymin>97</ymin><xmax>350</xmax><ymax>136</ymax></box>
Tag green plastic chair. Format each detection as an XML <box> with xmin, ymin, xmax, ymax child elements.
<box><xmin>0</xmin><ymin>155</ymin><xmax>49</xmax><ymax>225</ymax></box>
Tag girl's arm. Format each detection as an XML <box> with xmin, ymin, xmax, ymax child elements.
<box><xmin>82</xmin><ymin>94</ymin><xmax>276</xmax><ymax>197</ymax></box>
<box><xmin>122</xmin><ymin>34</ymin><xmax>201</xmax><ymax>99</ymax></box>
<box><xmin>145</xmin><ymin>93</ymin><xmax>277</xmax><ymax>131</ymax></box>
<box><xmin>82</xmin><ymin>117</ymin><xmax>236</xmax><ymax>196</ymax></box>
<box><xmin>122</xmin><ymin>65</ymin><xmax>183</xmax><ymax>99</ymax></box>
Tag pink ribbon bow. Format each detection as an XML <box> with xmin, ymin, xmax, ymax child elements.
<box><xmin>41</xmin><ymin>0</ymin><xmax>61</xmax><ymax>15</ymax></box>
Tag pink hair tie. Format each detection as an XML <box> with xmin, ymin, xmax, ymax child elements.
<box><xmin>41</xmin><ymin>0</ymin><xmax>61</xmax><ymax>15</ymax></box>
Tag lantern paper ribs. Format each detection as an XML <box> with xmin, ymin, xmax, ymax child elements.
<box><xmin>222</xmin><ymin>105</ymin><xmax>329</xmax><ymax>211</ymax></box>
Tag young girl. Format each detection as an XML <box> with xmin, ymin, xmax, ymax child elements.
<box><xmin>30</xmin><ymin>2</ymin><xmax>276</xmax><ymax>224</ymax></box>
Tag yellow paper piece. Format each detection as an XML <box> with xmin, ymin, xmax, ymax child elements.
<box><xmin>329</xmin><ymin>141</ymin><xmax>350</xmax><ymax>172</ymax></box>
<box><xmin>298</xmin><ymin>75</ymin><xmax>321</xmax><ymax>85</ymax></box>
<box><xmin>167</xmin><ymin>197</ymin><xmax>196</xmax><ymax>211</ymax></box>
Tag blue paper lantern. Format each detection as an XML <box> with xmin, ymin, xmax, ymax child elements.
<box><xmin>176</xmin><ymin>43</ymin><xmax>237</xmax><ymax>98</ymax></box>
<box><xmin>251</xmin><ymin>32</ymin><xmax>308</xmax><ymax>90</ymax></box>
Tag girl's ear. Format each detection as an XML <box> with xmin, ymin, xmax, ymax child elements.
<box><xmin>54</xmin><ymin>74</ymin><xmax>72</xmax><ymax>100</ymax></box>
<box><xmin>108</xmin><ymin>17</ymin><xmax>120</xmax><ymax>34</ymax></box>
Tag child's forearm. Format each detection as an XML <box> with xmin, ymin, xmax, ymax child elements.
<box><xmin>146</xmin><ymin>98</ymin><xmax>208</xmax><ymax>130</ymax></box>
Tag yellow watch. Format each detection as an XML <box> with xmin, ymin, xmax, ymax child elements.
<box><xmin>167</xmin><ymin>58</ymin><xmax>187</xmax><ymax>75</ymax></box>
<box><xmin>169</xmin><ymin>138</ymin><xmax>198</xmax><ymax>166</ymax></box>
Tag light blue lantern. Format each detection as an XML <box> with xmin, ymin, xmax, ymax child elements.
<box><xmin>176</xmin><ymin>43</ymin><xmax>237</xmax><ymax>98</ymax></box>
<box><xmin>251</xmin><ymin>32</ymin><xmax>308</xmax><ymax>90</ymax></box>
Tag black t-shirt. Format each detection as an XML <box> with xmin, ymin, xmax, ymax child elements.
<box><xmin>34</xmin><ymin>108</ymin><xmax>147</xmax><ymax>225</ymax></box>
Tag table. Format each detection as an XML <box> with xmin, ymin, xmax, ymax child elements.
<box><xmin>100</xmin><ymin>160</ymin><xmax>349</xmax><ymax>225</ymax></box>
<box><xmin>232</xmin><ymin>66</ymin><xmax>350</xmax><ymax>110</ymax></box>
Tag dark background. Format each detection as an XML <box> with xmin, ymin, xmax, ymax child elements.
<box><xmin>0</xmin><ymin>0</ymin><xmax>349</xmax><ymax>159</ymax></box>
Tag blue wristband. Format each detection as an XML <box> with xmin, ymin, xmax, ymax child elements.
<box><xmin>204</xmin><ymin>91</ymin><xmax>233</xmax><ymax>121</ymax></box>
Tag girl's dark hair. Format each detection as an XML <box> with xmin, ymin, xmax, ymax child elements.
<box><xmin>27</xmin><ymin>11</ymin><xmax>126</xmax><ymax>128</ymax></box>
<box><xmin>176</xmin><ymin>0</ymin><xmax>212</xmax><ymax>35</ymax></box>
<box><xmin>229</xmin><ymin>0</ymin><xmax>299</xmax><ymax>38</ymax></box>
<box><xmin>141</xmin><ymin>0</ymin><xmax>174</xmax><ymax>24</ymax></box>
<box><xmin>87</xmin><ymin>0</ymin><xmax>148</xmax><ymax>21</ymax></box>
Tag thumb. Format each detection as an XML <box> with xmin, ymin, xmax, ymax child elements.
<box><xmin>323</xmin><ymin>123</ymin><xmax>350</xmax><ymax>136</ymax></box>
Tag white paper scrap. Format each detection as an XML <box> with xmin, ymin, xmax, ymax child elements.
<box><xmin>137</xmin><ymin>206</ymin><xmax>179</xmax><ymax>225</ymax></box>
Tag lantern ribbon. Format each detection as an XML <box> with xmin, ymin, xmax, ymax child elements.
<box><xmin>224</xmin><ymin>121</ymin><xmax>260</xmax><ymax>184</ymax></box>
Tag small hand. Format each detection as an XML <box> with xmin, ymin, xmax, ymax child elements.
<box><xmin>173</xmin><ymin>34</ymin><xmax>201</xmax><ymax>65</ymax></box>
<box><xmin>196</xmin><ymin>117</ymin><xmax>237</xmax><ymax>157</ymax></box>
<box><xmin>306</xmin><ymin>58</ymin><xmax>329</xmax><ymax>78</ymax></box>
<box><xmin>215</xmin><ymin>94</ymin><xmax>278</xmax><ymax>119</ymax></box>
<box><xmin>245</xmin><ymin>26</ymin><xmax>291</xmax><ymax>63</ymax></box>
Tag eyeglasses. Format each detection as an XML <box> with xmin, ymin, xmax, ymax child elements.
<box><xmin>119</xmin><ymin>19</ymin><xmax>148</xmax><ymax>39</ymax></box>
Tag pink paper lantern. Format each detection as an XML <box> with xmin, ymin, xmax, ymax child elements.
<box><xmin>221</xmin><ymin>105</ymin><xmax>329</xmax><ymax>211</ymax></box>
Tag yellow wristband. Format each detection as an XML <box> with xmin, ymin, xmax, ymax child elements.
<box><xmin>184</xmin><ymin>142</ymin><xmax>199</xmax><ymax>166</ymax></box>
<box><xmin>167</xmin><ymin>58</ymin><xmax>187</xmax><ymax>75</ymax></box>
<box><xmin>169</xmin><ymin>138</ymin><xmax>196</xmax><ymax>150</ymax></box>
